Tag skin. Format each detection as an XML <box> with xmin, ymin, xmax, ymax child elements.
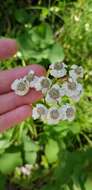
<box><xmin>0</xmin><ymin>39</ymin><xmax>46</xmax><ymax>133</ymax></box>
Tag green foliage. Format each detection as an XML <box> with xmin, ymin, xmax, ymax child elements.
<box><xmin>23</xmin><ymin>136</ymin><xmax>39</xmax><ymax>164</ymax></box>
<box><xmin>45</xmin><ymin>139</ymin><xmax>59</xmax><ymax>164</ymax></box>
<box><xmin>61</xmin><ymin>0</ymin><xmax>92</xmax><ymax>67</ymax></box>
<box><xmin>0</xmin><ymin>0</ymin><xmax>92</xmax><ymax>190</ymax></box>
<box><xmin>41</xmin><ymin>148</ymin><xmax>92</xmax><ymax>190</ymax></box>
<box><xmin>14</xmin><ymin>9</ymin><xmax>29</xmax><ymax>24</ymax></box>
<box><xmin>0</xmin><ymin>152</ymin><xmax>22</xmax><ymax>174</ymax></box>
<box><xmin>0</xmin><ymin>174</ymin><xmax>6</xmax><ymax>190</ymax></box>
<box><xmin>17</xmin><ymin>23</ymin><xmax>64</xmax><ymax>63</ymax></box>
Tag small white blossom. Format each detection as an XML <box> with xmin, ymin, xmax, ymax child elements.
<box><xmin>45</xmin><ymin>84</ymin><xmax>64</xmax><ymax>105</ymax></box>
<box><xmin>74</xmin><ymin>15</ymin><xmax>80</xmax><ymax>22</ymax></box>
<box><xmin>25</xmin><ymin>164</ymin><xmax>33</xmax><ymax>171</ymax></box>
<box><xmin>28</xmin><ymin>75</ymin><xmax>40</xmax><ymax>89</ymax></box>
<box><xmin>85</xmin><ymin>23</ymin><xmax>90</xmax><ymax>32</ymax></box>
<box><xmin>47</xmin><ymin>107</ymin><xmax>61</xmax><ymax>125</ymax></box>
<box><xmin>20</xmin><ymin>164</ymin><xmax>33</xmax><ymax>176</ymax></box>
<box><xmin>15</xmin><ymin>51</ymin><xmax>22</xmax><ymax>58</ymax></box>
<box><xmin>33</xmin><ymin>76</ymin><xmax>51</xmax><ymax>94</ymax></box>
<box><xmin>32</xmin><ymin>104</ymin><xmax>48</xmax><ymax>121</ymax></box>
<box><xmin>20</xmin><ymin>166</ymin><xmax>30</xmax><ymax>176</ymax></box>
<box><xmin>62</xmin><ymin>78</ymin><xmax>83</xmax><ymax>101</ymax></box>
<box><xmin>49</xmin><ymin>62</ymin><xmax>67</xmax><ymax>78</ymax></box>
<box><xmin>16</xmin><ymin>164</ymin><xmax>35</xmax><ymax>177</ymax></box>
<box><xmin>24</xmin><ymin>70</ymin><xmax>35</xmax><ymax>87</ymax></box>
<box><xmin>60</xmin><ymin>104</ymin><xmax>75</xmax><ymax>121</ymax></box>
<box><xmin>69</xmin><ymin>65</ymin><xmax>84</xmax><ymax>80</ymax></box>
<box><xmin>11</xmin><ymin>78</ymin><xmax>29</xmax><ymax>96</ymax></box>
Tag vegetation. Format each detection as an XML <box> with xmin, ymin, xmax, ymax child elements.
<box><xmin>0</xmin><ymin>0</ymin><xmax>92</xmax><ymax>189</ymax></box>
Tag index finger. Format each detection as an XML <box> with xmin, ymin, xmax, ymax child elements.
<box><xmin>0</xmin><ymin>64</ymin><xmax>46</xmax><ymax>94</ymax></box>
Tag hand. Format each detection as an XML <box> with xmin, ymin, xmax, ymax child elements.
<box><xmin>0</xmin><ymin>39</ymin><xmax>46</xmax><ymax>133</ymax></box>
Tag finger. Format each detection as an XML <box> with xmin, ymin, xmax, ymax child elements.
<box><xmin>0</xmin><ymin>89</ymin><xmax>43</xmax><ymax>115</ymax></box>
<box><xmin>0</xmin><ymin>64</ymin><xmax>46</xmax><ymax>94</ymax></box>
<box><xmin>0</xmin><ymin>105</ymin><xmax>32</xmax><ymax>133</ymax></box>
<box><xmin>0</xmin><ymin>38</ymin><xmax>18</xmax><ymax>60</ymax></box>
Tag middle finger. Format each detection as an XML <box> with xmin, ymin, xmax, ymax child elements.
<box><xmin>0</xmin><ymin>89</ymin><xmax>43</xmax><ymax>115</ymax></box>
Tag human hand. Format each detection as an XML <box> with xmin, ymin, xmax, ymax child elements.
<box><xmin>0</xmin><ymin>39</ymin><xmax>46</xmax><ymax>133</ymax></box>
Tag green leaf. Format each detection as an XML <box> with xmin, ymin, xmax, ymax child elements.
<box><xmin>25</xmin><ymin>151</ymin><xmax>37</xmax><ymax>165</ymax></box>
<box><xmin>45</xmin><ymin>139</ymin><xmax>59</xmax><ymax>164</ymax></box>
<box><xmin>32</xmin><ymin>23</ymin><xmax>54</xmax><ymax>45</ymax></box>
<box><xmin>17</xmin><ymin>23</ymin><xmax>54</xmax><ymax>61</ymax></box>
<box><xmin>23</xmin><ymin>136</ymin><xmax>39</xmax><ymax>152</ymax></box>
<box><xmin>0</xmin><ymin>152</ymin><xmax>22</xmax><ymax>174</ymax></box>
<box><xmin>49</xmin><ymin>43</ymin><xmax>64</xmax><ymax>63</ymax></box>
<box><xmin>14</xmin><ymin>9</ymin><xmax>28</xmax><ymax>23</ymax></box>
<box><xmin>42</xmin><ymin>23</ymin><xmax>54</xmax><ymax>45</ymax></box>
<box><xmin>40</xmin><ymin>8</ymin><xmax>49</xmax><ymax>20</ymax></box>
<box><xmin>0</xmin><ymin>139</ymin><xmax>11</xmax><ymax>150</ymax></box>
<box><xmin>85</xmin><ymin>178</ymin><xmax>92</xmax><ymax>190</ymax></box>
<box><xmin>0</xmin><ymin>174</ymin><xmax>6</xmax><ymax>190</ymax></box>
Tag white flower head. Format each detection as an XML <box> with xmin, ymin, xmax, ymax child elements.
<box><xmin>60</xmin><ymin>104</ymin><xmax>76</xmax><ymax>121</ymax></box>
<box><xmin>33</xmin><ymin>76</ymin><xmax>51</xmax><ymax>94</ymax></box>
<box><xmin>45</xmin><ymin>84</ymin><xmax>63</xmax><ymax>105</ymax></box>
<box><xmin>20</xmin><ymin>165</ymin><xmax>32</xmax><ymax>176</ymax></box>
<box><xmin>21</xmin><ymin>166</ymin><xmax>30</xmax><ymax>176</ymax></box>
<box><xmin>49</xmin><ymin>62</ymin><xmax>67</xmax><ymax>78</ymax></box>
<box><xmin>11</xmin><ymin>78</ymin><xmax>29</xmax><ymax>96</ymax></box>
<box><xmin>32</xmin><ymin>104</ymin><xmax>48</xmax><ymax>121</ymax></box>
<box><xmin>69</xmin><ymin>65</ymin><xmax>84</xmax><ymax>80</ymax></box>
<box><xmin>62</xmin><ymin>78</ymin><xmax>83</xmax><ymax>101</ymax></box>
<box><xmin>16</xmin><ymin>164</ymin><xmax>33</xmax><ymax>176</ymax></box>
<box><xmin>24</xmin><ymin>70</ymin><xmax>35</xmax><ymax>87</ymax></box>
<box><xmin>47</xmin><ymin>107</ymin><xmax>61</xmax><ymax>125</ymax></box>
<box><xmin>24</xmin><ymin>70</ymin><xmax>39</xmax><ymax>89</ymax></box>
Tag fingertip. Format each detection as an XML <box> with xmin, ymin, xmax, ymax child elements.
<box><xmin>19</xmin><ymin>105</ymin><xmax>32</xmax><ymax>117</ymax></box>
<box><xmin>0</xmin><ymin>38</ymin><xmax>18</xmax><ymax>60</ymax></box>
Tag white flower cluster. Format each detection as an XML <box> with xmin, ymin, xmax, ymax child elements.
<box><xmin>11</xmin><ymin>62</ymin><xmax>84</xmax><ymax>125</ymax></box>
<box><xmin>16</xmin><ymin>164</ymin><xmax>33</xmax><ymax>176</ymax></box>
<box><xmin>32</xmin><ymin>103</ymin><xmax>76</xmax><ymax>124</ymax></box>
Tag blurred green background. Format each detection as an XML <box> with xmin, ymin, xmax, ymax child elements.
<box><xmin>0</xmin><ymin>0</ymin><xmax>92</xmax><ymax>190</ymax></box>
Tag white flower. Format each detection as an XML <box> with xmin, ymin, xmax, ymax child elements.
<box><xmin>32</xmin><ymin>104</ymin><xmax>48</xmax><ymax>121</ymax></box>
<box><xmin>49</xmin><ymin>62</ymin><xmax>67</xmax><ymax>78</ymax></box>
<box><xmin>60</xmin><ymin>104</ymin><xmax>75</xmax><ymax>121</ymax></box>
<box><xmin>11</xmin><ymin>78</ymin><xmax>29</xmax><ymax>96</ymax></box>
<box><xmin>30</xmin><ymin>76</ymin><xmax>40</xmax><ymax>88</ymax></box>
<box><xmin>62</xmin><ymin>78</ymin><xmax>83</xmax><ymax>101</ymax></box>
<box><xmin>20</xmin><ymin>164</ymin><xmax>33</xmax><ymax>176</ymax></box>
<box><xmin>16</xmin><ymin>164</ymin><xmax>34</xmax><ymax>176</ymax></box>
<box><xmin>85</xmin><ymin>23</ymin><xmax>90</xmax><ymax>32</ymax></box>
<box><xmin>69</xmin><ymin>65</ymin><xmax>84</xmax><ymax>80</ymax></box>
<box><xmin>15</xmin><ymin>51</ymin><xmax>22</xmax><ymax>58</ymax></box>
<box><xmin>23</xmin><ymin>70</ymin><xmax>39</xmax><ymax>89</ymax></box>
<box><xmin>20</xmin><ymin>166</ymin><xmax>30</xmax><ymax>176</ymax></box>
<box><xmin>33</xmin><ymin>76</ymin><xmax>51</xmax><ymax>94</ymax></box>
<box><xmin>47</xmin><ymin>107</ymin><xmax>61</xmax><ymax>125</ymax></box>
<box><xmin>45</xmin><ymin>84</ymin><xmax>64</xmax><ymax>105</ymax></box>
<box><xmin>25</xmin><ymin>164</ymin><xmax>33</xmax><ymax>171</ymax></box>
<box><xmin>74</xmin><ymin>15</ymin><xmax>80</xmax><ymax>22</ymax></box>
<box><xmin>24</xmin><ymin>70</ymin><xmax>35</xmax><ymax>87</ymax></box>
